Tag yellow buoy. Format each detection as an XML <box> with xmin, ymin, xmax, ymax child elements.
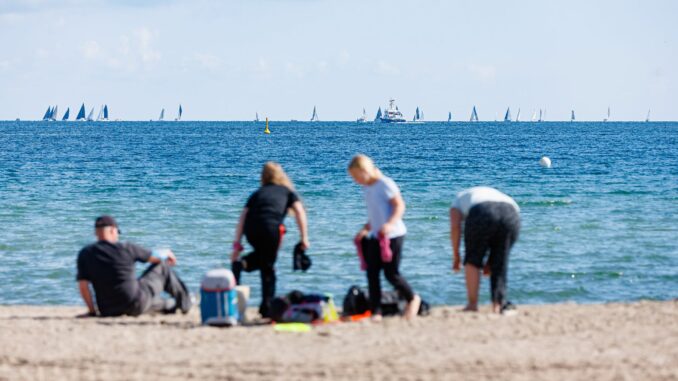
<box><xmin>264</xmin><ymin>117</ymin><xmax>270</xmax><ymax>134</ymax></box>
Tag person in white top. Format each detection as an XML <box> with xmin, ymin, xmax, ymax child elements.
<box><xmin>349</xmin><ymin>154</ymin><xmax>421</xmax><ymax>321</ymax></box>
<box><xmin>450</xmin><ymin>187</ymin><xmax>521</xmax><ymax>314</ymax></box>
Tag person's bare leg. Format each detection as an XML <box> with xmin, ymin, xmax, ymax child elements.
<box><xmin>464</xmin><ymin>264</ymin><xmax>481</xmax><ymax>311</ymax></box>
<box><xmin>404</xmin><ymin>294</ymin><xmax>421</xmax><ymax>320</ymax></box>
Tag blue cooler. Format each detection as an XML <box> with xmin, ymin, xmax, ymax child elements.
<box><xmin>200</xmin><ymin>269</ymin><xmax>238</xmax><ymax>326</ymax></box>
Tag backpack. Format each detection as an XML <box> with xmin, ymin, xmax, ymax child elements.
<box><xmin>342</xmin><ymin>285</ymin><xmax>370</xmax><ymax>317</ymax></box>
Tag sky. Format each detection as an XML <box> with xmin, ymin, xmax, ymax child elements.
<box><xmin>0</xmin><ymin>0</ymin><xmax>676</xmax><ymax>121</ymax></box>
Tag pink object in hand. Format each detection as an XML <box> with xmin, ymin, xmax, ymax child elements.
<box><xmin>354</xmin><ymin>236</ymin><xmax>367</xmax><ymax>271</ymax></box>
<box><xmin>233</xmin><ymin>242</ymin><xmax>244</xmax><ymax>252</ymax></box>
<box><xmin>378</xmin><ymin>233</ymin><xmax>393</xmax><ymax>263</ymax></box>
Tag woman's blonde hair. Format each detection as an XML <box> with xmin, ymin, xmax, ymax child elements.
<box><xmin>261</xmin><ymin>161</ymin><xmax>294</xmax><ymax>190</ymax></box>
<box><xmin>348</xmin><ymin>154</ymin><xmax>380</xmax><ymax>177</ymax></box>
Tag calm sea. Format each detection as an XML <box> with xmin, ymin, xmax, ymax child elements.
<box><xmin>0</xmin><ymin>121</ymin><xmax>676</xmax><ymax>306</ymax></box>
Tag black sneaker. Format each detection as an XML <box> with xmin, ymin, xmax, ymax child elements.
<box><xmin>500</xmin><ymin>301</ymin><xmax>517</xmax><ymax>315</ymax></box>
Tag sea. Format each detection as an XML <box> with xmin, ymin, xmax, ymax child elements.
<box><xmin>0</xmin><ymin>121</ymin><xmax>676</xmax><ymax>307</ymax></box>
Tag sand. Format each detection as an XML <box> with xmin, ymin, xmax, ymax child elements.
<box><xmin>0</xmin><ymin>301</ymin><xmax>676</xmax><ymax>381</ymax></box>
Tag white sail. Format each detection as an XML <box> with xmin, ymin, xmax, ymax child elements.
<box><xmin>96</xmin><ymin>105</ymin><xmax>104</xmax><ymax>121</ymax></box>
<box><xmin>159</xmin><ymin>108</ymin><xmax>165</xmax><ymax>121</ymax></box>
<box><xmin>603</xmin><ymin>106</ymin><xmax>610</xmax><ymax>122</ymax></box>
<box><xmin>515</xmin><ymin>108</ymin><xmax>521</xmax><ymax>122</ymax></box>
<box><xmin>531</xmin><ymin>110</ymin><xmax>537</xmax><ymax>122</ymax></box>
<box><xmin>504</xmin><ymin>108</ymin><xmax>511</xmax><ymax>122</ymax></box>
<box><xmin>646</xmin><ymin>109</ymin><xmax>651</xmax><ymax>122</ymax></box>
<box><xmin>570</xmin><ymin>110</ymin><xmax>575</xmax><ymax>122</ymax></box>
<box><xmin>51</xmin><ymin>105</ymin><xmax>58</xmax><ymax>121</ymax></box>
<box><xmin>255</xmin><ymin>112</ymin><xmax>260</xmax><ymax>122</ymax></box>
<box><xmin>538</xmin><ymin>109</ymin><xmax>543</xmax><ymax>122</ymax></box>
<box><xmin>86</xmin><ymin>107</ymin><xmax>95</xmax><ymax>121</ymax></box>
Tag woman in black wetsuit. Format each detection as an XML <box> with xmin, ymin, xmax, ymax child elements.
<box><xmin>231</xmin><ymin>162</ymin><xmax>309</xmax><ymax>318</ymax></box>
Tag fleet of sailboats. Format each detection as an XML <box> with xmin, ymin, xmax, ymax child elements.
<box><xmin>32</xmin><ymin>103</ymin><xmax>659</xmax><ymax>123</ymax></box>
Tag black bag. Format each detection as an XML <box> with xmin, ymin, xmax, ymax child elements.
<box><xmin>342</xmin><ymin>285</ymin><xmax>370</xmax><ymax>316</ymax></box>
<box><xmin>342</xmin><ymin>286</ymin><xmax>431</xmax><ymax>317</ymax></box>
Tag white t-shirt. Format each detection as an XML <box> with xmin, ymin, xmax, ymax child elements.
<box><xmin>451</xmin><ymin>186</ymin><xmax>520</xmax><ymax>217</ymax></box>
<box><xmin>364</xmin><ymin>176</ymin><xmax>407</xmax><ymax>238</ymax></box>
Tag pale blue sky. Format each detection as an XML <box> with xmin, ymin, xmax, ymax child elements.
<box><xmin>0</xmin><ymin>0</ymin><xmax>676</xmax><ymax>121</ymax></box>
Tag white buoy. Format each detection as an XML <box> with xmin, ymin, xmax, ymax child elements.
<box><xmin>539</xmin><ymin>156</ymin><xmax>552</xmax><ymax>168</ymax></box>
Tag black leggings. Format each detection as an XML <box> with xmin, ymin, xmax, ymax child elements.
<box><xmin>463</xmin><ymin>202</ymin><xmax>520</xmax><ymax>305</ymax></box>
<box><xmin>363</xmin><ymin>235</ymin><xmax>415</xmax><ymax>315</ymax></box>
<box><xmin>232</xmin><ymin>224</ymin><xmax>283</xmax><ymax>318</ymax></box>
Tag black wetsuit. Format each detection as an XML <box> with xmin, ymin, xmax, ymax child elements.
<box><xmin>232</xmin><ymin>184</ymin><xmax>299</xmax><ymax>317</ymax></box>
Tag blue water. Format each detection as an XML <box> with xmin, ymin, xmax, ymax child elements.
<box><xmin>0</xmin><ymin>121</ymin><xmax>676</xmax><ymax>307</ymax></box>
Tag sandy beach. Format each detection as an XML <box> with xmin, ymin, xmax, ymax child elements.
<box><xmin>0</xmin><ymin>301</ymin><xmax>676</xmax><ymax>381</ymax></box>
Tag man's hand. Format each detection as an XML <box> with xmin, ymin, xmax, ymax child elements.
<box><xmin>453</xmin><ymin>254</ymin><xmax>461</xmax><ymax>272</ymax></box>
<box><xmin>165</xmin><ymin>250</ymin><xmax>177</xmax><ymax>266</ymax></box>
<box><xmin>299</xmin><ymin>238</ymin><xmax>310</xmax><ymax>250</ymax></box>
<box><xmin>231</xmin><ymin>242</ymin><xmax>243</xmax><ymax>262</ymax></box>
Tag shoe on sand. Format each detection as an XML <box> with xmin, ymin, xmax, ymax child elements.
<box><xmin>500</xmin><ymin>301</ymin><xmax>517</xmax><ymax>316</ymax></box>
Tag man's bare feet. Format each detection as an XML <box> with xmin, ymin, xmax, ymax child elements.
<box><xmin>462</xmin><ymin>304</ymin><xmax>478</xmax><ymax>312</ymax></box>
<box><xmin>404</xmin><ymin>294</ymin><xmax>421</xmax><ymax>320</ymax></box>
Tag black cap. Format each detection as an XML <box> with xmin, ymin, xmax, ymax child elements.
<box><xmin>95</xmin><ymin>215</ymin><xmax>119</xmax><ymax>232</ymax></box>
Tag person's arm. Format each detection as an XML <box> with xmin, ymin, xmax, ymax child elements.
<box><xmin>231</xmin><ymin>207</ymin><xmax>248</xmax><ymax>261</ymax></box>
<box><xmin>148</xmin><ymin>249</ymin><xmax>177</xmax><ymax>266</ymax></box>
<box><xmin>291</xmin><ymin>201</ymin><xmax>310</xmax><ymax>249</ymax></box>
<box><xmin>450</xmin><ymin>208</ymin><xmax>463</xmax><ymax>272</ymax></box>
<box><xmin>78</xmin><ymin>280</ymin><xmax>96</xmax><ymax>316</ymax></box>
<box><xmin>355</xmin><ymin>222</ymin><xmax>370</xmax><ymax>242</ymax></box>
<box><xmin>380</xmin><ymin>194</ymin><xmax>405</xmax><ymax>236</ymax></box>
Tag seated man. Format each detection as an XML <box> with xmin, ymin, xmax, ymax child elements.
<box><xmin>76</xmin><ymin>215</ymin><xmax>191</xmax><ymax>317</ymax></box>
<box><xmin>450</xmin><ymin>187</ymin><xmax>521</xmax><ymax>314</ymax></box>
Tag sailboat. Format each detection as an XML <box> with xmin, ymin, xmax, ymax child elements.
<box><xmin>645</xmin><ymin>109</ymin><xmax>651</xmax><ymax>122</ymax></box>
<box><xmin>538</xmin><ymin>109</ymin><xmax>543</xmax><ymax>122</ymax></box>
<box><xmin>447</xmin><ymin>112</ymin><xmax>452</xmax><ymax>122</ymax></box>
<box><xmin>62</xmin><ymin>108</ymin><xmax>70</xmax><ymax>121</ymax></box>
<box><xmin>42</xmin><ymin>106</ymin><xmax>52</xmax><ymax>121</ymax></box>
<box><xmin>102</xmin><ymin>105</ymin><xmax>109</xmax><ymax>121</ymax></box>
<box><xmin>412</xmin><ymin>107</ymin><xmax>423</xmax><ymax>123</ymax></box>
<box><xmin>469</xmin><ymin>106</ymin><xmax>479</xmax><ymax>122</ymax></box>
<box><xmin>603</xmin><ymin>107</ymin><xmax>610</xmax><ymax>122</ymax></box>
<box><xmin>86</xmin><ymin>107</ymin><xmax>95</xmax><ymax>121</ymax></box>
<box><xmin>531</xmin><ymin>110</ymin><xmax>538</xmax><ymax>122</ymax></box>
<box><xmin>357</xmin><ymin>108</ymin><xmax>367</xmax><ymax>123</ymax></box>
<box><xmin>374</xmin><ymin>107</ymin><xmax>383</xmax><ymax>122</ymax></box>
<box><xmin>96</xmin><ymin>105</ymin><xmax>104</xmax><ymax>121</ymax></box>
<box><xmin>515</xmin><ymin>108</ymin><xmax>521</xmax><ymax>122</ymax></box>
<box><xmin>50</xmin><ymin>106</ymin><xmax>58</xmax><ymax>121</ymax></box>
<box><xmin>76</xmin><ymin>104</ymin><xmax>87</xmax><ymax>121</ymax></box>
<box><xmin>310</xmin><ymin>106</ymin><xmax>319</xmax><ymax>122</ymax></box>
<box><xmin>504</xmin><ymin>108</ymin><xmax>512</xmax><ymax>122</ymax></box>
<box><xmin>175</xmin><ymin>105</ymin><xmax>182</xmax><ymax>121</ymax></box>
<box><xmin>570</xmin><ymin>110</ymin><xmax>575</xmax><ymax>122</ymax></box>
<box><xmin>254</xmin><ymin>112</ymin><xmax>260</xmax><ymax>122</ymax></box>
<box><xmin>158</xmin><ymin>108</ymin><xmax>165</xmax><ymax>121</ymax></box>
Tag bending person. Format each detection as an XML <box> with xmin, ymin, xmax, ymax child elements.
<box><xmin>348</xmin><ymin>154</ymin><xmax>420</xmax><ymax>320</ymax></box>
<box><xmin>76</xmin><ymin>215</ymin><xmax>191</xmax><ymax>317</ymax></box>
<box><xmin>231</xmin><ymin>162</ymin><xmax>309</xmax><ymax>319</ymax></box>
<box><xmin>450</xmin><ymin>187</ymin><xmax>520</xmax><ymax>313</ymax></box>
